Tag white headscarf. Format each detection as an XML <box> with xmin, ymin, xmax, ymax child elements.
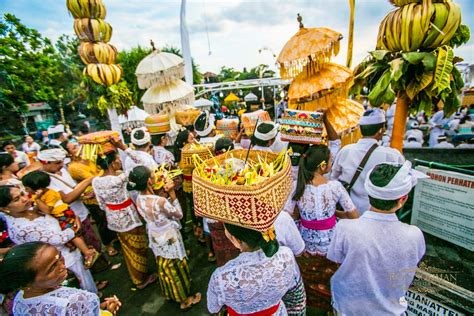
<box><xmin>254</xmin><ymin>121</ymin><xmax>278</xmax><ymax>141</ymax></box>
<box><xmin>359</xmin><ymin>108</ymin><xmax>386</xmax><ymax>126</ymax></box>
<box><xmin>131</xmin><ymin>127</ymin><xmax>151</xmax><ymax>146</ymax></box>
<box><xmin>194</xmin><ymin>111</ymin><xmax>216</xmax><ymax>137</ymax></box>
<box><xmin>364</xmin><ymin>161</ymin><xmax>429</xmax><ymax>200</ymax></box>
<box><xmin>37</xmin><ymin>148</ymin><xmax>67</xmax><ymax>162</ymax></box>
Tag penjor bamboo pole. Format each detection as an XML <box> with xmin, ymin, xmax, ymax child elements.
<box><xmin>390</xmin><ymin>94</ymin><xmax>409</xmax><ymax>153</ymax></box>
<box><xmin>346</xmin><ymin>0</ymin><xmax>355</xmax><ymax>68</ymax></box>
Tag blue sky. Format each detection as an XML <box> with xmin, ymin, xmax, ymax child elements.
<box><xmin>1</xmin><ymin>0</ymin><xmax>473</xmax><ymax>74</ymax></box>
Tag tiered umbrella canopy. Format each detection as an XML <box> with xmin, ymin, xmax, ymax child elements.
<box><xmin>244</xmin><ymin>92</ymin><xmax>258</xmax><ymax>102</ymax></box>
<box><xmin>118</xmin><ymin>105</ymin><xmax>149</xmax><ymax>129</ymax></box>
<box><xmin>278</xmin><ymin>15</ymin><xmax>363</xmax><ymax>143</ymax></box>
<box><xmin>194</xmin><ymin>98</ymin><xmax>214</xmax><ymax>111</ymax></box>
<box><xmin>136</xmin><ymin>43</ymin><xmax>196</xmax><ymax>123</ymax></box>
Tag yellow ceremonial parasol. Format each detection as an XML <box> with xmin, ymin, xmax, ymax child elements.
<box><xmin>277</xmin><ymin>14</ymin><xmax>342</xmax><ymax>79</ymax></box>
<box><xmin>224</xmin><ymin>92</ymin><xmax>240</xmax><ymax>103</ymax></box>
<box><xmin>288</xmin><ymin>63</ymin><xmax>353</xmax><ymax>111</ymax></box>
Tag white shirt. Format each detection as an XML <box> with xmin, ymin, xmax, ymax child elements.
<box><xmin>269</xmin><ymin>134</ymin><xmax>289</xmax><ymax>153</ymax></box>
<box><xmin>207</xmin><ymin>246</ymin><xmax>298</xmax><ymax>315</ymax></box>
<box><xmin>433</xmin><ymin>141</ymin><xmax>455</xmax><ymax>148</ymax></box>
<box><xmin>403</xmin><ymin>141</ymin><xmax>422</xmax><ymax>148</ymax></box>
<box><xmin>327</xmin><ymin>211</ymin><xmax>425</xmax><ymax>316</ymax></box>
<box><xmin>13</xmin><ymin>287</ymin><xmax>100</xmax><ymax>316</ymax></box>
<box><xmin>199</xmin><ymin>134</ymin><xmax>223</xmax><ymax>145</ymax></box>
<box><xmin>273</xmin><ymin>211</ymin><xmax>305</xmax><ymax>256</ymax></box>
<box><xmin>47</xmin><ymin>168</ymin><xmax>89</xmax><ymax>221</ymax></box>
<box><xmin>152</xmin><ymin>146</ymin><xmax>175</xmax><ymax>165</ymax></box>
<box><xmin>124</xmin><ymin>149</ymin><xmax>157</xmax><ymax>174</ymax></box>
<box><xmin>330</xmin><ymin>138</ymin><xmax>405</xmax><ymax>215</ymax></box>
<box><xmin>4</xmin><ymin>214</ymin><xmax>81</xmax><ymax>268</ymax></box>
<box><xmin>92</xmin><ymin>173</ymin><xmax>143</xmax><ymax>233</ymax></box>
<box><xmin>136</xmin><ymin>194</ymin><xmax>186</xmax><ymax>260</ymax></box>
<box><xmin>428</xmin><ymin>110</ymin><xmax>450</xmax><ymax>147</ymax></box>
<box><xmin>22</xmin><ymin>142</ymin><xmax>41</xmax><ymax>154</ymax></box>
<box><xmin>456</xmin><ymin>143</ymin><xmax>474</xmax><ymax>148</ymax></box>
<box><xmin>14</xmin><ymin>150</ymin><xmax>30</xmax><ymax>167</ymax></box>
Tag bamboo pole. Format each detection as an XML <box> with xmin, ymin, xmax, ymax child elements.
<box><xmin>346</xmin><ymin>0</ymin><xmax>355</xmax><ymax>68</ymax></box>
<box><xmin>390</xmin><ymin>94</ymin><xmax>409</xmax><ymax>153</ymax></box>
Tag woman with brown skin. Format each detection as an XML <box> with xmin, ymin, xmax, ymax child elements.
<box><xmin>60</xmin><ymin>140</ymin><xmax>118</xmax><ymax>257</ymax></box>
<box><xmin>0</xmin><ymin>153</ymin><xmax>21</xmax><ymax>187</ymax></box>
<box><xmin>92</xmin><ymin>141</ymin><xmax>157</xmax><ymax>290</ymax></box>
<box><xmin>0</xmin><ymin>185</ymin><xmax>97</xmax><ymax>293</ymax></box>
<box><xmin>0</xmin><ymin>242</ymin><xmax>121</xmax><ymax>315</ymax></box>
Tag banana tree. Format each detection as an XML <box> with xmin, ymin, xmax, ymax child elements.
<box><xmin>351</xmin><ymin>0</ymin><xmax>470</xmax><ymax>152</ymax></box>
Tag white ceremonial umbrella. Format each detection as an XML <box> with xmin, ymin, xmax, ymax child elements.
<box><xmin>141</xmin><ymin>79</ymin><xmax>195</xmax><ymax>114</ymax></box>
<box><xmin>194</xmin><ymin>98</ymin><xmax>213</xmax><ymax>111</ymax></box>
<box><xmin>244</xmin><ymin>92</ymin><xmax>258</xmax><ymax>102</ymax></box>
<box><xmin>118</xmin><ymin>106</ymin><xmax>150</xmax><ymax>129</ymax></box>
<box><xmin>135</xmin><ymin>50</ymin><xmax>185</xmax><ymax>90</ymax></box>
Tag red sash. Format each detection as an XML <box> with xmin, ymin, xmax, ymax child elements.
<box><xmin>227</xmin><ymin>302</ymin><xmax>280</xmax><ymax>316</ymax></box>
<box><xmin>300</xmin><ymin>214</ymin><xmax>336</xmax><ymax>230</ymax></box>
<box><xmin>106</xmin><ymin>198</ymin><xmax>134</xmax><ymax>211</ymax></box>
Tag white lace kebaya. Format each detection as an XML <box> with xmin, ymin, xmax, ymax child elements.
<box><xmin>13</xmin><ymin>287</ymin><xmax>100</xmax><ymax>316</ymax></box>
<box><xmin>207</xmin><ymin>246</ymin><xmax>298</xmax><ymax>315</ymax></box>
<box><xmin>92</xmin><ymin>173</ymin><xmax>142</xmax><ymax>233</ymax></box>
<box><xmin>136</xmin><ymin>195</ymin><xmax>186</xmax><ymax>260</ymax></box>
<box><xmin>283</xmin><ymin>180</ymin><xmax>355</xmax><ymax>256</ymax></box>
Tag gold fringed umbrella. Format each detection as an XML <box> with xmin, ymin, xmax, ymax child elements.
<box><xmin>277</xmin><ymin>14</ymin><xmax>342</xmax><ymax>79</ymax></box>
<box><xmin>288</xmin><ymin>63</ymin><xmax>353</xmax><ymax>111</ymax></box>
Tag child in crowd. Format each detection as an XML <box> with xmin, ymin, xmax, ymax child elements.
<box><xmin>21</xmin><ymin>171</ymin><xmax>98</xmax><ymax>268</ymax></box>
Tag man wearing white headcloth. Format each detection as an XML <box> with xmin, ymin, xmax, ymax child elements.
<box><xmin>330</xmin><ymin>109</ymin><xmax>404</xmax><ymax>215</ymax></box>
<box><xmin>251</xmin><ymin>121</ymin><xmax>287</xmax><ymax>152</ymax></box>
<box><xmin>327</xmin><ymin>162</ymin><xmax>427</xmax><ymax>315</ymax></box>
<box><xmin>123</xmin><ymin>127</ymin><xmax>158</xmax><ymax>174</ymax></box>
<box><xmin>194</xmin><ymin>111</ymin><xmax>222</xmax><ymax>145</ymax></box>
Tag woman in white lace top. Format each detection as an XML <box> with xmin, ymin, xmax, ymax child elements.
<box><xmin>92</xmin><ymin>147</ymin><xmax>156</xmax><ymax>290</ymax></box>
<box><xmin>207</xmin><ymin>223</ymin><xmax>299</xmax><ymax>315</ymax></box>
<box><xmin>283</xmin><ymin>144</ymin><xmax>358</xmax><ymax>310</ymax></box>
<box><xmin>151</xmin><ymin>134</ymin><xmax>175</xmax><ymax>166</ymax></box>
<box><xmin>0</xmin><ymin>186</ymin><xmax>96</xmax><ymax>293</ymax></box>
<box><xmin>128</xmin><ymin>166</ymin><xmax>201</xmax><ymax>310</ymax></box>
<box><xmin>0</xmin><ymin>242</ymin><xmax>121</xmax><ymax>316</ymax></box>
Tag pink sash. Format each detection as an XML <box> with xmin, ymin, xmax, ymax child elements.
<box><xmin>300</xmin><ymin>215</ymin><xmax>336</xmax><ymax>230</ymax></box>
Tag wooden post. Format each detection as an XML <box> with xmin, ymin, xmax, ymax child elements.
<box><xmin>390</xmin><ymin>94</ymin><xmax>409</xmax><ymax>153</ymax></box>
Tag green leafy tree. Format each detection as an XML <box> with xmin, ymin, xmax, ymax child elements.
<box><xmin>116</xmin><ymin>46</ymin><xmax>151</xmax><ymax>105</ymax></box>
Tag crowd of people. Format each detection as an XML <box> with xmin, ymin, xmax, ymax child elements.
<box><xmin>0</xmin><ymin>102</ymin><xmax>469</xmax><ymax>315</ymax></box>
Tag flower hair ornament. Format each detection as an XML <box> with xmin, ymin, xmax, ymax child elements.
<box><xmin>128</xmin><ymin>180</ymin><xmax>136</xmax><ymax>188</ymax></box>
<box><xmin>317</xmin><ymin>160</ymin><xmax>327</xmax><ymax>169</ymax></box>
<box><xmin>262</xmin><ymin>226</ymin><xmax>276</xmax><ymax>242</ymax></box>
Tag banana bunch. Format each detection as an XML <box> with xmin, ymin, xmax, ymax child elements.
<box><xmin>377</xmin><ymin>0</ymin><xmax>461</xmax><ymax>52</ymax></box>
<box><xmin>389</xmin><ymin>0</ymin><xmax>444</xmax><ymax>6</ymax></box>
<box><xmin>67</xmin><ymin>0</ymin><xmax>106</xmax><ymax>19</ymax></box>
<box><xmin>74</xmin><ymin>18</ymin><xmax>112</xmax><ymax>42</ymax></box>
<box><xmin>79</xmin><ymin>42</ymin><xmax>117</xmax><ymax>64</ymax></box>
<box><xmin>84</xmin><ymin>64</ymin><xmax>122</xmax><ymax>86</ymax></box>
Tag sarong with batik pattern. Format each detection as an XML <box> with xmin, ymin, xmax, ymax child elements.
<box><xmin>156</xmin><ymin>257</ymin><xmax>191</xmax><ymax>303</ymax></box>
<box><xmin>282</xmin><ymin>275</ymin><xmax>306</xmax><ymax>316</ymax></box>
<box><xmin>117</xmin><ymin>226</ymin><xmax>149</xmax><ymax>285</ymax></box>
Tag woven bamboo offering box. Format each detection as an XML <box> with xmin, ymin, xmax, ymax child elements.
<box><xmin>216</xmin><ymin>118</ymin><xmax>239</xmax><ymax>139</ymax></box>
<box><xmin>179</xmin><ymin>143</ymin><xmax>214</xmax><ymax>169</ymax></box>
<box><xmin>280</xmin><ymin>109</ymin><xmax>324</xmax><ymax>144</ymax></box>
<box><xmin>241</xmin><ymin>110</ymin><xmax>271</xmax><ymax>136</ymax></box>
<box><xmin>192</xmin><ymin>149</ymin><xmax>293</xmax><ymax>233</ymax></box>
<box><xmin>77</xmin><ymin>131</ymin><xmax>120</xmax><ymax>161</ymax></box>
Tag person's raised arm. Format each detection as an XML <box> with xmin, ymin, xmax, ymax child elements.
<box><xmin>59</xmin><ymin>177</ymin><xmax>94</xmax><ymax>204</ymax></box>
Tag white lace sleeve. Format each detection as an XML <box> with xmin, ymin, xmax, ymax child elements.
<box><xmin>8</xmin><ymin>218</ymin><xmax>75</xmax><ymax>246</ymax></box>
<box><xmin>283</xmin><ymin>183</ymin><xmax>297</xmax><ymax>216</ymax></box>
<box><xmin>335</xmin><ymin>182</ymin><xmax>356</xmax><ymax>212</ymax></box>
<box><xmin>153</xmin><ymin>198</ymin><xmax>183</xmax><ymax>221</ymax></box>
<box><xmin>64</xmin><ymin>290</ymin><xmax>100</xmax><ymax>316</ymax></box>
<box><xmin>207</xmin><ymin>272</ymin><xmax>223</xmax><ymax>313</ymax></box>
<box><xmin>125</xmin><ymin>148</ymin><xmax>145</xmax><ymax>165</ymax></box>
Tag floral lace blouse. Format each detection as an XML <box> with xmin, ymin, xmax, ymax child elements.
<box><xmin>92</xmin><ymin>173</ymin><xmax>142</xmax><ymax>233</ymax></box>
<box><xmin>152</xmin><ymin>146</ymin><xmax>175</xmax><ymax>166</ymax></box>
<box><xmin>13</xmin><ymin>287</ymin><xmax>100</xmax><ymax>316</ymax></box>
<box><xmin>136</xmin><ymin>195</ymin><xmax>186</xmax><ymax>260</ymax></box>
<box><xmin>283</xmin><ymin>180</ymin><xmax>355</xmax><ymax>255</ymax></box>
<box><xmin>4</xmin><ymin>214</ymin><xmax>81</xmax><ymax>268</ymax></box>
<box><xmin>207</xmin><ymin>246</ymin><xmax>298</xmax><ymax>315</ymax></box>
